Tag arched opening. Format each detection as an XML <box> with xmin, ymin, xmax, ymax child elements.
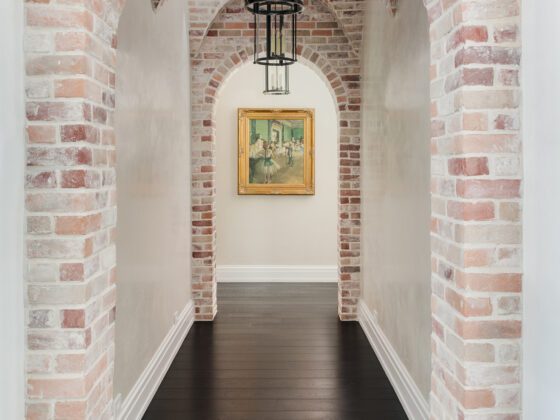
<box><xmin>214</xmin><ymin>61</ymin><xmax>339</xmax><ymax>287</ymax></box>
<box><xmin>190</xmin><ymin>0</ymin><xmax>362</xmax><ymax>321</ymax></box>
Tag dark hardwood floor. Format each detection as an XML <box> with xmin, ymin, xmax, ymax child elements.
<box><xmin>143</xmin><ymin>283</ymin><xmax>407</xmax><ymax>420</ymax></box>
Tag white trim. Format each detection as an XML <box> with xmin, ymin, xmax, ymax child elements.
<box><xmin>358</xmin><ymin>300</ymin><xmax>429</xmax><ymax>420</ymax></box>
<box><xmin>217</xmin><ymin>265</ymin><xmax>338</xmax><ymax>283</ymax></box>
<box><xmin>117</xmin><ymin>300</ymin><xmax>195</xmax><ymax>420</ymax></box>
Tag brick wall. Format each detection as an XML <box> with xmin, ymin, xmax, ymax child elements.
<box><xmin>426</xmin><ymin>0</ymin><xmax>522</xmax><ymax>418</ymax></box>
<box><xmin>190</xmin><ymin>0</ymin><xmax>363</xmax><ymax>320</ymax></box>
<box><xmin>188</xmin><ymin>0</ymin><xmax>364</xmax><ymax>57</ymax></box>
<box><xmin>24</xmin><ymin>0</ymin><xmax>122</xmax><ymax>418</ymax></box>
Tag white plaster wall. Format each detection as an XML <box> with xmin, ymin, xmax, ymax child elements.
<box><xmin>114</xmin><ymin>0</ymin><xmax>192</xmax><ymax>400</ymax></box>
<box><xmin>0</xmin><ymin>1</ymin><xmax>25</xmax><ymax>418</ymax></box>
<box><xmin>522</xmin><ymin>1</ymin><xmax>560</xmax><ymax>417</ymax></box>
<box><xmin>360</xmin><ymin>0</ymin><xmax>432</xmax><ymax>399</ymax></box>
<box><xmin>215</xmin><ymin>62</ymin><xmax>338</xmax><ymax>267</ymax></box>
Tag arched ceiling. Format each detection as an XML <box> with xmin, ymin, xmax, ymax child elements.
<box><xmin>188</xmin><ymin>0</ymin><xmax>364</xmax><ymax>57</ymax></box>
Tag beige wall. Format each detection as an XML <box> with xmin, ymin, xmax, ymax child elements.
<box><xmin>361</xmin><ymin>0</ymin><xmax>432</xmax><ymax>399</ymax></box>
<box><xmin>0</xmin><ymin>1</ymin><xmax>25</xmax><ymax>417</ymax></box>
<box><xmin>114</xmin><ymin>0</ymin><xmax>191</xmax><ymax>400</ymax></box>
<box><xmin>215</xmin><ymin>62</ymin><xmax>338</xmax><ymax>267</ymax></box>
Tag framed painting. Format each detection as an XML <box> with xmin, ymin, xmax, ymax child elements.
<box><xmin>238</xmin><ymin>108</ymin><xmax>315</xmax><ymax>195</ymax></box>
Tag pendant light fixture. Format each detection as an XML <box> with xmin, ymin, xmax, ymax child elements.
<box><xmin>264</xmin><ymin>64</ymin><xmax>289</xmax><ymax>95</ymax></box>
<box><xmin>246</xmin><ymin>0</ymin><xmax>303</xmax><ymax>95</ymax></box>
<box><xmin>246</xmin><ymin>0</ymin><xmax>303</xmax><ymax>15</ymax></box>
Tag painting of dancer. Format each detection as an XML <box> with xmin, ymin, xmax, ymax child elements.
<box><xmin>238</xmin><ymin>109</ymin><xmax>315</xmax><ymax>195</ymax></box>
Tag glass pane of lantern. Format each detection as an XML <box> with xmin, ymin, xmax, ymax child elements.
<box><xmin>264</xmin><ymin>65</ymin><xmax>289</xmax><ymax>95</ymax></box>
<box><xmin>253</xmin><ymin>9</ymin><xmax>298</xmax><ymax>66</ymax></box>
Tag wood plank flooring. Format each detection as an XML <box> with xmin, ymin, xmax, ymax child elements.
<box><xmin>143</xmin><ymin>283</ymin><xmax>407</xmax><ymax>420</ymax></box>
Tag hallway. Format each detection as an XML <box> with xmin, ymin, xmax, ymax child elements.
<box><xmin>1</xmin><ymin>0</ymin><xmax>537</xmax><ymax>418</ymax></box>
<box><xmin>143</xmin><ymin>284</ymin><xmax>407</xmax><ymax>420</ymax></box>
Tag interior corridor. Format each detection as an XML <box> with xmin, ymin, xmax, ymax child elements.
<box><xmin>143</xmin><ymin>284</ymin><xmax>407</xmax><ymax>420</ymax></box>
<box><xmin>6</xmin><ymin>0</ymin><xmax>554</xmax><ymax>419</ymax></box>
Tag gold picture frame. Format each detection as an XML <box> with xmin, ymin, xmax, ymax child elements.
<box><xmin>238</xmin><ymin>108</ymin><xmax>315</xmax><ymax>195</ymax></box>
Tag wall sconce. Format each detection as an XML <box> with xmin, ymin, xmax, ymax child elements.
<box><xmin>387</xmin><ymin>0</ymin><xmax>398</xmax><ymax>16</ymax></box>
<box><xmin>151</xmin><ymin>0</ymin><xmax>165</xmax><ymax>12</ymax></box>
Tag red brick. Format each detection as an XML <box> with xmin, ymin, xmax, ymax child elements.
<box><xmin>449</xmin><ymin>157</ymin><xmax>489</xmax><ymax>176</ymax></box>
<box><xmin>26</xmin><ymin>171</ymin><xmax>56</xmax><ymax>189</ymax></box>
<box><xmin>61</xmin><ymin>309</ymin><xmax>85</xmax><ymax>328</ymax></box>
<box><xmin>455</xmin><ymin>46</ymin><xmax>520</xmax><ymax>66</ymax></box>
<box><xmin>60</xmin><ymin>169</ymin><xmax>100</xmax><ymax>188</ymax></box>
<box><xmin>462</xmin><ymin>67</ymin><xmax>494</xmax><ymax>86</ymax></box>
<box><xmin>447</xmin><ymin>201</ymin><xmax>495</xmax><ymax>221</ymax></box>
<box><xmin>494</xmin><ymin>25</ymin><xmax>518</xmax><ymax>43</ymax></box>
<box><xmin>26</xmin><ymin>403</ymin><xmax>50</xmax><ymax>420</ymax></box>
<box><xmin>27</xmin><ymin>147</ymin><xmax>92</xmax><ymax>166</ymax></box>
<box><xmin>61</xmin><ymin>124</ymin><xmax>99</xmax><ymax>144</ymax></box>
<box><xmin>26</xmin><ymin>102</ymin><xmax>88</xmax><ymax>122</ymax></box>
<box><xmin>499</xmin><ymin>69</ymin><xmax>519</xmax><ymax>86</ymax></box>
<box><xmin>55</xmin><ymin>214</ymin><xmax>101</xmax><ymax>235</ymax></box>
<box><xmin>456</xmin><ymin>179</ymin><xmax>521</xmax><ymax>198</ymax></box>
<box><xmin>447</xmin><ymin>25</ymin><xmax>489</xmax><ymax>51</ymax></box>
<box><xmin>456</xmin><ymin>272</ymin><xmax>522</xmax><ymax>293</ymax></box>
<box><xmin>458</xmin><ymin>320</ymin><xmax>522</xmax><ymax>339</ymax></box>
<box><xmin>55</xmin><ymin>401</ymin><xmax>86</xmax><ymax>419</ymax></box>
<box><xmin>26</xmin><ymin>55</ymin><xmax>90</xmax><ymax>76</ymax></box>
<box><xmin>26</xmin><ymin>8</ymin><xmax>93</xmax><ymax>31</ymax></box>
<box><xmin>463</xmin><ymin>112</ymin><xmax>488</xmax><ymax>131</ymax></box>
<box><xmin>60</xmin><ymin>263</ymin><xmax>85</xmax><ymax>282</ymax></box>
<box><xmin>27</xmin><ymin>125</ymin><xmax>56</xmax><ymax>144</ymax></box>
<box><xmin>445</xmin><ymin>288</ymin><xmax>493</xmax><ymax>316</ymax></box>
<box><xmin>55</xmin><ymin>31</ymin><xmax>89</xmax><ymax>52</ymax></box>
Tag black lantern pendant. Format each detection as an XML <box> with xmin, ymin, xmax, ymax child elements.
<box><xmin>246</xmin><ymin>0</ymin><xmax>303</xmax><ymax>15</ymax></box>
<box><xmin>264</xmin><ymin>64</ymin><xmax>289</xmax><ymax>95</ymax></box>
<box><xmin>246</xmin><ymin>0</ymin><xmax>303</xmax><ymax>67</ymax></box>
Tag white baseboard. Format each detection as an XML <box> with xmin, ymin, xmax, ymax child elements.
<box><xmin>358</xmin><ymin>300</ymin><xmax>429</xmax><ymax>420</ymax></box>
<box><xmin>217</xmin><ymin>265</ymin><xmax>338</xmax><ymax>283</ymax></box>
<box><xmin>117</xmin><ymin>300</ymin><xmax>195</xmax><ymax>420</ymax></box>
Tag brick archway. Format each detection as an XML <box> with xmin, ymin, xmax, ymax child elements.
<box><xmin>191</xmin><ymin>0</ymin><xmax>363</xmax><ymax>321</ymax></box>
<box><xmin>193</xmin><ymin>42</ymin><xmax>360</xmax><ymax>321</ymax></box>
<box><xmin>22</xmin><ymin>0</ymin><xmax>521</xmax><ymax>418</ymax></box>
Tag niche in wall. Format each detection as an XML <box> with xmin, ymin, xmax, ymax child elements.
<box><xmin>215</xmin><ymin>62</ymin><xmax>338</xmax><ymax>275</ymax></box>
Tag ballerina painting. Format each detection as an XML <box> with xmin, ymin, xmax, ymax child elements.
<box><xmin>238</xmin><ymin>109</ymin><xmax>315</xmax><ymax>195</ymax></box>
